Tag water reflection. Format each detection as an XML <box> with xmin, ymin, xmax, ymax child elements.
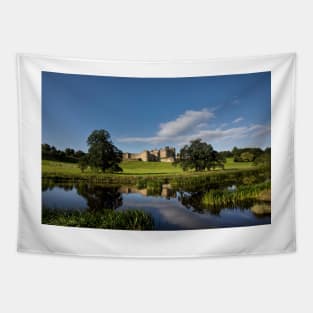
<box><xmin>77</xmin><ymin>182</ymin><xmax>122</xmax><ymax>211</ymax></box>
<box><xmin>178</xmin><ymin>191</ymin><xmax>258</xmax><ymax>215</ymax></box>
<box><xmin>42</xmin><ymin>179</ymin><xmax>271</xmax><ymax>230</ymax></box>
<box><xmin>119</xmin><ymin>185</ymin><xmax>176</xmax><ymax>199</ymax></box>
<box><xmin>43</xmin><ymin>180</ymin><xmax>123</xmax><ymax>211</ymax></box>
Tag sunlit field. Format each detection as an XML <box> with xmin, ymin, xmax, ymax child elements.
<box><xmin>42</xmin><ymin>158</ymin><xmax>254</xmax><ymax>177</ymax></box>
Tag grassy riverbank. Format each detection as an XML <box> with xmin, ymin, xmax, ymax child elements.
<box><xmin>42</xmin><ymin>208</ymin><xmax>154</xmax><ymax>230</ymax></box>
<box><xmin>201</xmin><ymin>181</ymin><xmax>271</xmax><ymax>210</ymax></box>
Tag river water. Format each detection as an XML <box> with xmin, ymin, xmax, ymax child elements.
<box><xmin>42</xmin><ymin>181</ymin><xmax>271</xmax><ymax>230</ymax></box>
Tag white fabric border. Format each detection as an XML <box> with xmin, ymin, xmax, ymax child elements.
<box><xmin>17</xmin><ymin>53</ymin><xmax>296</xmax><ymax>258</ymax></box>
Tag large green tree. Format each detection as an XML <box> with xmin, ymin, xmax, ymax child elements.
<box><xmin>254</xmin><ymin>147</ymin><xmax>271</xmax><ymax>168</ymax></box>
<box><xmin>240</xmin><ymin>151</ymin><xmax>255</xmax><ymax>162</ymax></box>
<box><xmin>86</xmin><ymin>129</ymin><xmax>123</xmax><ymax>172</ymax></box>
<box><xmin>176</xmin><ymin>139</ymin><xmax>225</xmax><ymax>171</ymax></box>
<box><xmin>232</xmin><ymin>147</ymin><xmax>263</xmax><ymax>162</ymax></box>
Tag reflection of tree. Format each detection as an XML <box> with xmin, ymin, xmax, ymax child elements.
<box><xmin>178</xmin><ymin>190</ymin><xmax>256</xmax><ymax>216</ymax></box>
<box><xmin>42</xmin><ymin>179</ymin><xmax>51</xmax><ymax>192</ymax></box>
<box><xmin>161</xmin><ymin>186</ymin><xmax>176</xmax><ymax>199</ymax></box>
<box><xmin>76</xmin><ymin>182</ymin><xmax>123</xmax><ymax>211</ymax></box>
<box><xmin>42</xmin><ymin>179</ymin><xmax>123</xmax><ymax>211</ymax></box>
<box><xmin>61</xmin><ymin>182</ymin><xmax>74</xmax><ymax>191</ymax></box>
<box><xmin>178</xmin><ymin>191</ymin><xmax>223</xmax><ymax>214</ymax></box>
<box><xmin>42</xmin><ymin>179</ymin><xmax>74</xmax><ymax>191</ymax></box>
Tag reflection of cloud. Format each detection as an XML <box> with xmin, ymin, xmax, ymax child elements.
<box><xmin>117</xmin><ymin>109</ymin><xmax>270</xmax><ymax>147</ymax></box>
<box><xmin>232</xmin><ymin>117</ymin><xmax>244</xmax><ymax>123</ymax></box>
<box><xmin>119</xmin><ymin>195</ymin><xmax>215</xmax><ymax>230</ymax></box>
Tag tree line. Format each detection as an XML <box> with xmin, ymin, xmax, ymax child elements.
<box><xmin>220</xmin><ymin>146</ymin><xmax>271</xmax><ymax>164</ymax></box>
<box><xmin>42</xmin><ymin>144</ymin><xmax>86</xmax><ymax>163</ymax></box>
<box><xmin>42</xmin><ymin>129</ymin><xmax>270</xmax><ymax>173</ymax></box>
<box><xmin>175</xmin><ymin>140</ymin><xmax>270</xmax><ymax>171</ymax></box>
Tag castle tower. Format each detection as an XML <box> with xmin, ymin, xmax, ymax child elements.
<box><xmin>140</xmin><ymin>150</ymin><xmax>149</xmax><ymax>162</ymax></box>
<box><xmin>160</xmin><ymin>146</ymin><xmax>176</xmax><ymax>162</ymax></box>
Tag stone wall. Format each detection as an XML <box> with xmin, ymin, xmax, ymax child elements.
<box><xmin>123</xmin><ymin>146</ymin><xmax>176</xmax><ymax>162</ymax></box>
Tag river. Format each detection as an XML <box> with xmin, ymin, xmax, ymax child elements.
<box><xmin>42</xmin><ymin>180</ymin><xmax>271</xmax><ymax>230</ymax></box>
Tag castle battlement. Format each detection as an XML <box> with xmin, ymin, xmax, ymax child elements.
<box><xmin>123</xmin><ymin>146</ymin><xmax>176</xmax><ymax>162</ymax></box>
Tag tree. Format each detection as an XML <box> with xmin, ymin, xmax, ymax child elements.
<box><xmin>219</xmin><ymin>150</ymin><xmax>233</xmax><ymax>159</ymax></box>
<box><xmin>78</xmin><ymin>154</ymin><xmax>89</xmax><ymax>172</ymax></box>
<box><xmin>240</xmin><ymin>151</ymin><xmax>254</xmax><ymax>162</ymax></box>
<box><xmin>232</xmin><ymin>147</ymin><xmax>263</xmax><ymax>162</ymax></box>
<box><xmin>232</xmin><ymin>146</ymin><xmax>239</xmax><ymax>155</ymax></box>
<box><xmin>75</xmin><ymin>150</ymin><xmax>85</xmax><ymax>159</ymax></box>
<box><xmin>86</xmin><ymin>129</ymin><xmax>123</xmax><ymax>172</ymax></box>
<box><xmin>211</xmin><ymin>150</ymin><xmax>226</xmax><ymax>170</ymax></box>
<box><xmin>65</xmin><ymin>148</ymin><xmax>75</xmax><ymax>157</ymax></box>
<box><xmin>254</xmin><ymin>148</ymin><xmax>271</xmax><ymax>168</ymax></box>
<box><xmin>176</xmin><ymin>139</ymin><xmax>225</xmax><ymax>172</ymax></box>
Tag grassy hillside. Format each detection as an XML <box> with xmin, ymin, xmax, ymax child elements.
<box><xmin>122</xmin><ymin>158</ymin><xmax>254</xmax><ymax>173</ymax></box>
<box><xmin>42</xmin><ymin>160</ymin><xmax>81</xmax><ymax>176</ymax></box>
<box><xmin>42</xmin><ymin>158</ymin><xmax>254</xmax><ymax>176</ymax></box>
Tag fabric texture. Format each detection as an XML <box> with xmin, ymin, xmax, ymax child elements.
<box><xmin>17</xmin><ymin>53</ymin><xmax>296</xmax><ymax>257</ymax></box>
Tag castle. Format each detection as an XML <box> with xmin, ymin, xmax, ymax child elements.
<box><xmin>123</xmin><ymin>146</ymin><xmax>176</xmax><ymax>163</ymax></box>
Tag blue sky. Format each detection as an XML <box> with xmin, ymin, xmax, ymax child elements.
<box><xmin>42</xmin><ymin>71</ymin><xmax>271</xmax><ymax>153</ymax></box>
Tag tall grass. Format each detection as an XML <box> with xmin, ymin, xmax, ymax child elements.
<box><xmin>42</xmin><ymin>209</ymin><xmax>154</xmax><ymax>230</ymax></box>
<box><xmin>135</xmin><ymin>178</ymin><xmax>164</xmax><ymax>194</ymax></box>
<box><xmin>170</xmin><ymin>170</ymin><xmax>270</xmax><ymax>192</ymax></box>
<box><xmin>202</xmin><ymin>182</ymin><xmax>271</xmax><ymax>208</ymax></box>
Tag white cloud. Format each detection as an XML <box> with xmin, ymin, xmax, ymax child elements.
<box><xmin>157</xmin><ymin>109</ymin><xmax>214</xmax><ymax>137</ymax></box>
<box><xmin>195</xmin><ymin>122</ymin><xmax>209</xmax><ymax>129</ymax></box>
<box><xmin>232</xmin><ymin>117</ymin><xmax>244</xmax><ymax>123</ymax></box>
<box><xmin>117</xmin><ymin>135</ymin><xmax>165</xmax><ymax>144</ymax></box>
<box><xmin>117</xmin><ymin>109</ymin><xmax>269</xmax><ymax>148</ymax></box>
<box><xmin>193</xmin><ymin>124</ymin><xmax>268</xmax><ymax>142</ymax></box>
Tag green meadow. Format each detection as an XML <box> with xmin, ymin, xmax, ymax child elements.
<box><xmin>42</xmin><ymin>157</ymin><xmax>254</xmax><ymax>177</ymax></box>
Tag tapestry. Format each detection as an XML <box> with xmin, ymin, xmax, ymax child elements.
<box><xmin>17</xmin><ymin>53</ymin><xmax>296</xmax><ymax>257</ymax></box>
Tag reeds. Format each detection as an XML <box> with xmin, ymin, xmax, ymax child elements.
<box><xmin>42</xmin><ymin>209</ymin><xmax>154</xmax><ymax>230</ymax></box>
<box><xmin>201</xmin><ymin>182</ymin><xmax>271</xmax><ymax>208</ymax></box>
